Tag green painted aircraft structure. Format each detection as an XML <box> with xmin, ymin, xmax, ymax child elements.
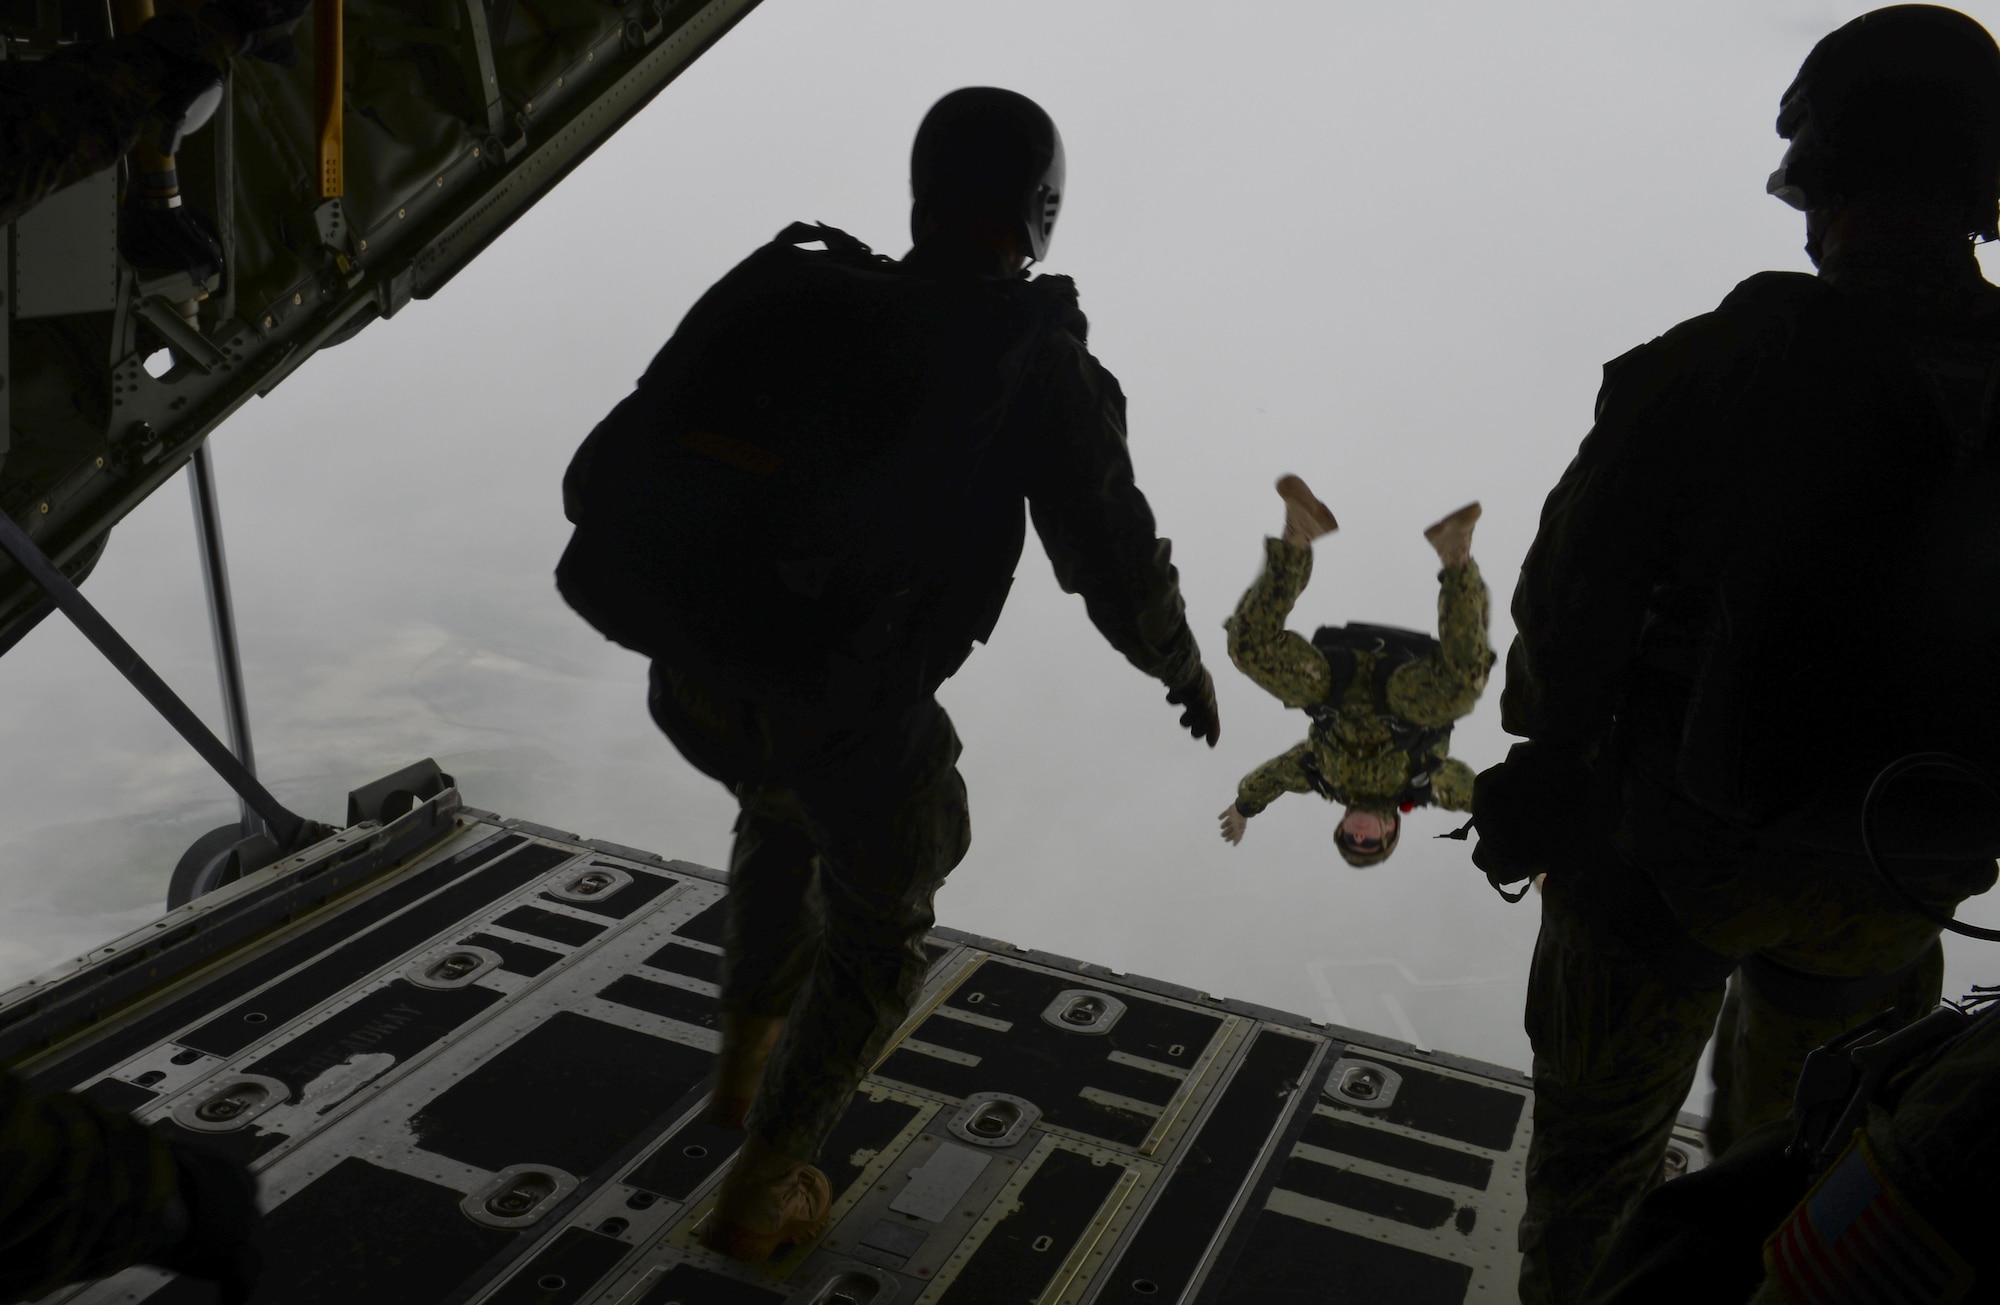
<box><xmin>0</xmin><ymin>0</ymin><xmax>762</xmax><ymax>654</ymax></box>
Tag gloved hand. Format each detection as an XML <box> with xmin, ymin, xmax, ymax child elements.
<box><xmin>205</xmin><ymin>0</ymin><xmax>311</xmax><ymax>66</ymax></box>
<box><xmin>147</xmin><ymin>1142</ymin><xmax>264</xmax><ymax>1305</ymax></box>
<box><xmin>1166</xmin><ymin>668</ymin><xmax>1220</xmax><ymax>747</ymax></box>
<box><xmin>1468</xmin><ymin>740</ymin><xmax>1592</xmax><ymax>899</ymax></box>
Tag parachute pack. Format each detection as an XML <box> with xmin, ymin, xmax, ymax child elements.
<box><xmin>557</xmin><ymin>223</ymin><xmax>1071</xmax><ymax>719</ymax></box>
<box><xmin>1666</xmin><ymin>272</ymin><xmax>2000</xmax><ymax>850</ymax></box>
<box><xmin>1307</xmin><ymin>622</ymin><xmax>1451</xmax><ymax>808</ymax></box>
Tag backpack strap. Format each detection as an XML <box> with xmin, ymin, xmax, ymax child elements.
<box><xmin>772</xmin><ymin>220</ymin><xmax>890</xmax><ymax>270</ymax></box>
<box><xmin>1299</xmin><ymin>750</ymin><xmax>1340</xmax><ymax>803</ymax></box>
<box><xmin>1307</xmin><ymin>645</ymin><xmax>1360</xmax><ymax>725</ymax></box>
<box><xmin>1401</xmin><ymin>759</ymin><xmax>1438</xmax><ymax>808</ymax></box>
<box><xmin>1370</xmin><ymin>649</ymin><xmax>1408</xmax><ymax>718</ymax></box>
<box><xmin>1394</xmin><ymin>731</ymin><xmax>1450</xmax><ymax>810</ymax></box>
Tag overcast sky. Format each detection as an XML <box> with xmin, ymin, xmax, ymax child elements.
<box><xmin>3</xmin><ymin>0</ymin><xmax>1997</xmax><ymax>1088</ymax></box>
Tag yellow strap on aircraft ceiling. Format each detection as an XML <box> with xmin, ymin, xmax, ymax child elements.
<box><xmin>316</xmin><ymin>0</ymin><xmax>343</xmax><ymax>198</ymax></box>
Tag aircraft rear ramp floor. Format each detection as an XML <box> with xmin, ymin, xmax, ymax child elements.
<box><xmin>3</xmin><ymin>791</ymin><xmax>1705</xmax><ymax>1304</ymax></box>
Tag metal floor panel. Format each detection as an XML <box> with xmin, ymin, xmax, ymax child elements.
<box><xmin>18</xmin><ymin>804</ymin><xmax>1579</xmax><ymax>1305</ymax></box>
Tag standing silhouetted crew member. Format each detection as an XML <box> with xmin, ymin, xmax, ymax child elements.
<box><xmin>558</xmin><ymin>87</ymin><xmax>1220</xmax><ymax>1261</ymax></box>
<box><xmin>1476</xmin><ymin>8</ymin><xmax>2000</xmax><ymax>1301</ymax></box>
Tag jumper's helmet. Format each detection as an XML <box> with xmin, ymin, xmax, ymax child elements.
<box><xmin>1768</xmin><ymin>5</ymin><xmax>2000</xmax><ymax>239</ymax></box>
<box><xmin>911</xmin><ymin>87</ymin><xmax>1065</xmax><ymax>262</ymax></box>
<box><xmin>1334</xmin><ymin>809</ymin><xmax>1401</xmax><ymax>869</ymax></box>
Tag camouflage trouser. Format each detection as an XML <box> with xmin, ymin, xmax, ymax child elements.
<box><xmin>1518</xmin><ymin>850</ymin><xmax>1973</xmax><ymax>1305</ymax></box>
<box><xmin>648</xmin><ymin>665</ymin><xmax>971</xmax><ymax>1163</ymax></box>
<box><xmin>1224</xmin><ymin>537</ymin><xmax>1332</xmax><ymax>710</ymax></box>
<box><xmin>1226</xmin><ymin>536</ymin><xmax>1491</xmax><ymax>718</ymax></box>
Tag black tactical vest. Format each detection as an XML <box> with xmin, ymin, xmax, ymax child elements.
<box><xmin>1667</xmin><ymin>273</ymin><xmax>2000</xmax><ymax>844</ymax></box>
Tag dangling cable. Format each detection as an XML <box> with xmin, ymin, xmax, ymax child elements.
<box><xmin>1860</xmin><ymin>752</ymin><xmax>2000</xmax><ymax>942</ymax></box>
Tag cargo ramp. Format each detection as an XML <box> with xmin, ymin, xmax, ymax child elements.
<box><xmin>3</xmin><ymin>776</ymin><xmax>1711</xmax><ymax>1304</ymax></box>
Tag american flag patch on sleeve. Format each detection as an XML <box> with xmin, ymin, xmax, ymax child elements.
<box><xmin>1763</xmin><ymin>1131</ymin><xmax>1974</xmax><ymax>1304</ymax></box>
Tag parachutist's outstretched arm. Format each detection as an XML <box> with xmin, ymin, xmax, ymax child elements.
<box><xmin>1227</xmin><ymin>743</ymin><xmax>1318</xmax><ymax>841</ymax></box>
<box><xmin>1431</xmin><ymin>757</ymin><xmax>1477</xmax><ymax>812</ymax></box>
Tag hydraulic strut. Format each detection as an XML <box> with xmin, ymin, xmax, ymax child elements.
<box><xmin>0</xmin><ymin>503</ymin><xmax>309</xmax><ymax>849</ymax></box>
<box><xmin>187</xmin><ymin>439</ymin><xmax>260</xmax><ymax>837</ymax></box>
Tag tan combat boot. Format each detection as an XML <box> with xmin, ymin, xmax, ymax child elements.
<box><xmin>707</xmin><ymin>1014</ymin><xmax>786</xmax><ymax>1131</ymax></box>
<box><xmin>1424</xmin><ymin>501</ymin><xmax>1481</xmax><ymax>567</ymax></box>
<box><xmin>1277</xmin><ymin>474</ymin><xmax>1340</xmax><ymax>548</ymax></box>
<box><xmin>699</xmin><ymin>1134</ymin><xmax>832</xmax><ymax>1262</ymax></box>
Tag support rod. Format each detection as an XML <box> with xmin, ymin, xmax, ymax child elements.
<box><xmin>0</xmin><ymin>504</ymin><xmax>306</xmax><ymax>848</ymax></box>
<box><xmin>187</xmin><ymin>439</ymin><xmax>258</xmax><ymax>836</ymax></box>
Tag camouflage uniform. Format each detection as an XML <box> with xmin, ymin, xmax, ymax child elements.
<box><xmin>0</xmin><ymin>1071</ymin><xmax>181</xmax><ymax>1299</ymax></box>
<box><xmin>1505</xmin><ymin>253</ymin><xmax>2000</xmax><ymax>1305</ymax></box>
<box><xmin>646</xmin><ymin>262</ymin><xmax>1205</xmax><ymax>1166</ymax></box>
<box><xmin>1523</xmin><ymin>872</ymin><xmax>1960</xmax><ymax>1305</ymax></box>
<box><xmin>1579</xmin><ymin>999</ymin><xmax>2000</xmax><ymax>1304</ymax></box>
<box><xmin>1225</xmin><ymin>536</ymin><xmax>1489</xmax><ymax>818</ymax></box>
<box><xmin>1750</xmin><ymin>998</ymin><xmax>2000</xmax><ymax>1303</ymax></box>
<box><xmin>0</xmin><ymin>11</ymin><xmax>236</xmax><ymax>226</ymax></box>
<box><xmin>650</xmin><ymin>667</ymin><xmax>971</xmax><ymax>1162</ymax></box>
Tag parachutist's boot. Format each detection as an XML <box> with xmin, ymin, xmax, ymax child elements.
<box><xmin>699</xmin><ymin>1134</ymin><xmax>832</xmax><ymax>1263</ymax></box>
<box><xmin>707</xmin><ymin>1013</ymin><xmax>785</xmax><ymax>1131</ymax></box>
<box><xmin>1424</xmin><ymin>501</ymin><xmax>1481</xmax><ymax>568</ymax></box>
<box><xmin>1277</xmin><ymin>474</ymin><xmax>1339</xmax><ymax>549</ymax></box>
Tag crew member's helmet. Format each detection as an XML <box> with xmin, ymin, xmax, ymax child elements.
<box><xmin>1768</xmin><ymin>5</ymin><xmax>2000</xmax><ymax>240</ymax></box>
<box><xmin>911</xmin><ymin>87</ymin><xmax>1065</xmax><ymax>262</ymax></box>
